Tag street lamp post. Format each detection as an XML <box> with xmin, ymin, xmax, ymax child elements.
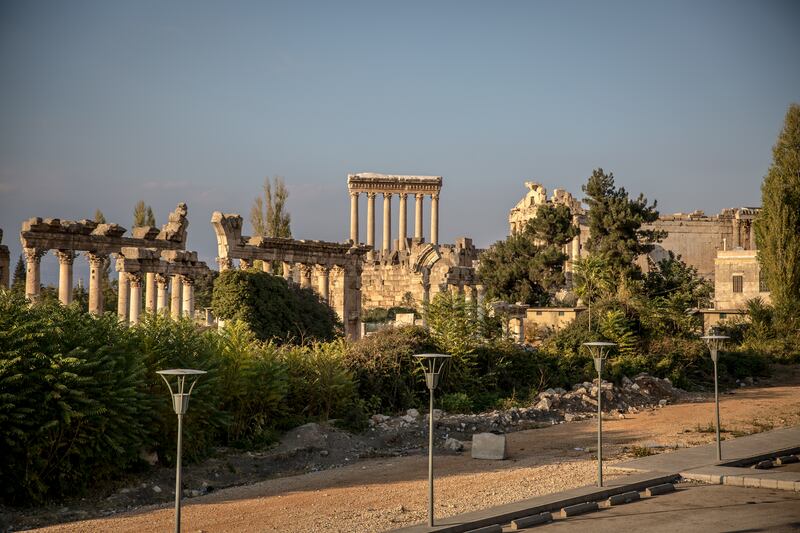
<box><xmin>413</xmin><ymin>353</ymin><xmax>451</xmax><ymax>528</ymax></box>
<box><xmin>157</xmin><ymin>369</ymin><xmax>207</xmax><ymax>533</ymax></box>
<box><xmin>582</xmin><ymin>341</ymin><xmax>616</xmax><ymax>487</ymax></box>
<box><xmin>700</xmin><ymin>335</ymin><xmax>729</xmax><ymax>461</ymax></box>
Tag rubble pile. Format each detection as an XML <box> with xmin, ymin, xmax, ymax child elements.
<box><xmin>367</xmin><ymin>373</ymin><xmax>683</xmax><ymax>443</ymax></box>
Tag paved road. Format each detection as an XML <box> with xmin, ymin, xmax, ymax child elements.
<box><xmin>539</xmin><ymin>483</ymin><xmax>800</xmax><ymax>532</ymax></box>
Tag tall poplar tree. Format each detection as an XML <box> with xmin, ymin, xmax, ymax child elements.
<box><xmin>250</xmin><ymin>177</ymin><xmax>291</xmax><ymax>238</ymax></box>
<box><xmin>754</xmin><ymin>103</ymin><xmax>800</xmax><ymax>317</ymax></box>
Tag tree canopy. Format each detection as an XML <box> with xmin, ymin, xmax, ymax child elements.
<box><xmin>250</xmin><ymin>177</ymin><xmax>291</xmax><ymax>238</ymax></box>
<box><xmin>582</xmin><ymin>168</ymin><xmax>664</xmax><ymax>279</ymax></box>
<box><xmin>133</xmin><ymin>200</ymin><xmax>156</xmax><ymax>228</ymax></box>
<box><xmin>754</xmin><ymin>103</ymin><xmax>800</xmax><ymax>320</ymax></box>
<box><xmin>478</xmin><ymin>204</ymin><xmax>578</xmax><ymax>306</ymax></box>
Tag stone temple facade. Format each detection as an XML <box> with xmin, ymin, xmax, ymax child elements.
<box><xmin>342</xmin><ymin>173</ymin><xmax>482</xmax><ymax>311</ymax></box>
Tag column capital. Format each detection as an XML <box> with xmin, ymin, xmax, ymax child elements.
<box><xmin>398</xmin><ymin>192</ymin><xmax>407</xmax><ymax>200</ymax></box>
<box><xmin>155</xmin><ymin>273</ymin><xmax>169</xmax><ymax>286</ymax></box>
<box><xmin>128</xmin><ymin>272</ymin><xmax>143</xmax><ymax>287</ymax></box>
<box><xmin>315</xmin><ymin>264</ymin><xmax>330</xmax><ymax>275</ymax></box>
<box><xmin>217</xmin><ymin>256</ymin><xmax>233</xmax><ymax>271</ymax></box>
<box><xmin>24</xmin><ymin>247</ymin><xmax>46</xmax><ymax>263</ymax></box>
<box><xmin>300</xmin><ymin>264</ymin><xmax>313</xmax><ymax>275</ymax></box>
<box><xmin>383</xmin><ymin>192</ymin><xmax>394</xmax><ymax>199</ymax></box>
<box><xmin>431</xmin><ymin>192</ymin><xmax>440</xmax><ymax>201</ymax></box>
<box><xmin>86</xmin><ymin>252</ymin><xmax>107</xmax><ymax>268</ymax></box>
<box><xmin>181</xmin><ymin>276</ymin><xmax>195</xmax><ymax>287</ymax></box>
<box><xmin>415</xmin><ymin>192</ymin><xmax>425</xmax><ymax>200</ymax></box>
<box><xmin>349</xmin><ymin>190</ymin><xmax>360</xmax><ymax>199</ymax></box>
<box><xmin>367</xmin><ymin>191</ymin><xmax>377</xmax><ymax>199</ymax></box>
<box><xmin>54</xmin><ymin>249</ymin><xmax>76</xmax><ymax>265</ymax></box>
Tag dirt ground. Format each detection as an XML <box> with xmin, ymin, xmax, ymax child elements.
<box><xmin>16</xmin><ymin>367</ymin><xmax>800</xmax><ymax>533</ymax></box>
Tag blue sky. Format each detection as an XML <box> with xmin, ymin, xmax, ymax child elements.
<box><xmin>0</xmin><ymin>1</ymin><xmax>798</xmax><ymax>284</ymax></box>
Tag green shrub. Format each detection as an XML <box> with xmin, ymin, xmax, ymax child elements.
<box><xmin>212</xmin><ymin>269</ymin><xmax>340</xmax><ymax>343</ymax></box>
<box><xmin>439</xmin><ymin>392</ymin><xmax>472</xmax><ymax>413</ymax></box>
<box><xmin>342</xmin><ymin>325</ymin><xmax>436</xmax><ymax>413</ymax></box>
<box><xmin>130</xmin><ymin>313</ymin><xmax>228</xmax><ymax>464</ymax></box>
<box><xmin>0</xmin><ymin>291</ymin><xmax>151</xmax><ymax>504</ymax></box>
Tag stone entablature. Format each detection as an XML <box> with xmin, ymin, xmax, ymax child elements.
<box><xmin>347</xmin><ymin>173</ymin><xmax>442</xmax><ymax>194</ymax></box>
<box><xmin>211</xmin><ymin>211</ymin><xmax>370</xmax><ymax>340</ymax></box>
<box><xmin>18</xmin><ymin>204</ymin><xmax>192</xmax><ymax>314</ymax></box>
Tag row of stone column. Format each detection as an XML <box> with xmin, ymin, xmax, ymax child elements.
<box><xmin>234</xmin><ymin>259</ymin><xmax>335</xmax><ymax>302</ymax></box>
<box><xmin>117</xmin><ymin>272</ymin><xmax>195</xmax><ymax>325</ymax></box>
<box><xmin>349</xmin><ymin>191</ymin><xmax>439</xmax><ymax>251</ymax></box>
<box><xmin>24</xmin><ymin>248</ymin><xmax>110</xmax><ymax>315</ymax></box>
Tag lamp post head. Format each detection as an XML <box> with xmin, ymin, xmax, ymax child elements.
<box><xmin>700</xmin><ymin>335</ymin><xmax>729</xmax><ymax>363</ymax></box>
<box><xmin>156</xmin><ymin>369</ymin><xmax>207</xmax><ymax>415</ymax></box>
<box><xmin>582</xmin><ymin>342</ymin><xmax>617</xmax><ymax>374</ymax></box>
<box><xmin>413</xmin><ymin>354</ymin><xmax>451</xmax><ymax>390</ymax></box>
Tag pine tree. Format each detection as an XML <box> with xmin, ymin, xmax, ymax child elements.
<box><xmin>582</xmin><ymin>168</ymin><xmax>665</xmax><ymax>280</ymax></box>
<box><xmin>754</xmin><ymin>103</ymin><xmax>800</xmax><ymax>319</ymax></box>
<box><xmin>11</xmin><ymin>255</ymin><xmax>25</xmax><ymax>294</ymax></box>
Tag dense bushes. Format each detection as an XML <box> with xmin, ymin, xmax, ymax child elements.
<box><xmin>212</xmin><ymin>269</ymin><xmax>340</xmax><ymax>342</ymax></box>
<box><xmin>0</xmin><ymin>292</ymin><xmax>151</xmax><ymax>504</ymax></box>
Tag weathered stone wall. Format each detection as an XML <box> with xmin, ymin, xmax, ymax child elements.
<box><xmin>640</xmin><ymin>217</ymin><xmax>731</xmax><ymax>279</ymax></box>
<box><xmin>714</xmin><ymin>249</ymin><xmax>770</xmax><ymax>309</ymax></box>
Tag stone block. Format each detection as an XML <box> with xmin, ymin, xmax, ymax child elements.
<box><xmin>605</xmin><ymin>490</ymin><xmax>640</xmax><ymax>506</ymax></box>
<box><xmin>471</xmin><ymin>432</ymin><xmax>508</xmax><ymax>460</ymax></box>
<box><xmin>724</xmin><ymin>476</ymin><xmax>744</xmax><ymax>487</ymax></box>
<box><xmin>760</xmin><ymin>478</ymin><xmax>779</xmax><ymax>489</ymax></box>
<box><xmin>743</xmin><ymin>477</ymin><xmax>761</xmax><ymax>488</ymax></box>
<box><xmin>776</xmin><ymin>479</ymin><xmax>796</xmax><ymax>491</ymax></box>
<box><xmin>645</xmin><ymin>483</ymin><xmax>676</xmax><ymax>496</ymax></box>
<box><xmin>560</xmin><ymin>502</ymin><xmax>598</xmax><ymax>517</ymax></box>
<box><xmin>510</xmin><ymin>512</ymin><xmax>552</xmax><ymax>529</ymax></box>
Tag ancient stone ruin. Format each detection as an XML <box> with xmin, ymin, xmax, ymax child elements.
<box><xmin>346</xmin><ymin>172</ymin><xmax>482</xmax><ymax>311</ymax></box>
<box><xmin>18</xmin><ymin>203</ymin><xmax>208</xmax><ymax>322</ymax></box>
<box><xmin>211</xmin><ymin>211</ymin><xmax>370</xmax><ymax>340</ymax></box>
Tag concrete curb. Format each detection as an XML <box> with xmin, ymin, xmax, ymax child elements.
<box><xmin>390</xmin><ymin>473</ymin><xmax>679</xmax><ymax>533</ymax></box>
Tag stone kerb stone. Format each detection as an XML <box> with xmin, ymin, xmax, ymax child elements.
<box><xmin>472</xmin><ymin>432</ymin><xmax>508</xmax><ymax>460</ymax></box>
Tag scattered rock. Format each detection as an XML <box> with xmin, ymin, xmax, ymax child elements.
<box><xmin>444</xmin><ymin>437</ymin><xmax>464</xmax><ymax>452</ymax></box>
<box><xmin>406</xmin><ymin>408</ymin><xmax>420</xmax><ymax>418</ymax></box>
<box><xmin>472</xmin><ymin>432</ymin><xmax>508</xmax><ymax>460</ymax></box>
<box><xmin>152</xmin><ymin>486</ymin><xmax>162</xmax><ymax>494</ymax></box>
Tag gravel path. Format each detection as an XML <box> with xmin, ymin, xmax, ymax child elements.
<box><xmin>26</xmin><ymin>376</ymin><xmax>800</xmax><ymax>532</ymax></box>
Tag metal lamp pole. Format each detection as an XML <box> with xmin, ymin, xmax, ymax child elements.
<box><xmin>157</xmin><ymin>369</ymin><xmax>207</xmax><ymax>533</ymax></box>
<box><xmin>700</xmin><ymin>335</ymin><xmax>729</xmax><ymax>461</ymax></box>
<box><xmin>413</xmin><ymin>353</ymin><xmax>451</xmax><ymax>528</ymax></box>
<box><xmin>582</xmin><ymin>342</ymin><xmax>616</xmax><ymax>487</ymax></box>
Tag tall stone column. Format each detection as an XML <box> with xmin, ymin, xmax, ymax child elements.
<box><xmin>300</xmin><ymin>264</ymin><xmax>313</xmax><ymax>289</ymax></box>
<box><xmin>414</xmin><ymin>193</ymin><xmax>424</xmax><ymax>241</ymax></box>
<box><xmin>732</xmin><ymin>217</ymin><xmax>741</xmax><ymax>248</ymax></box>
<box><xmin>182</xmin><ymin>277</ymin><xmax>195</xmax><ymax>320</ymax></box>
<box><xmin>748</xmin><ymin>220</ymin><xmax>756</xmax><ymax>250</ymax></box>
<box><xmin>350</xmin><ymin>191</ymin><xmax>359</xmax><ymax>244</ymax></box>
<box><xmin>156</xmin><ymin>274</ymin><xmax>169</xmax><ymax>313</ymax></box>
<box><xmin>55</xmin><ymin>250</ymin><xmax>75</xmax><ymax>305</ymax></box>
<box><xmin>145</xmin><ymin>272</ymin><xmax>157</xmax><ymax>312</ymax></box>
<box><xmin>316</xmin><ymin>266</ymin><xmax>330</xmax><ymax>302</ymax></box>
<box><xmin>129</xmin><ymin>273</ymin><xmax>142</xmax><ymax>325</ymax></box>
<box><xmin>282</xmin><ymin>262</ymin><xmax>293</xmax><ymax>282</ymax></box>
<box><xmin>117</xmin><ymin>272</ymin><xmax>130</xmax><ymax>322</ymax></box>
<box><xmin>87</xmin><ymin>253</ymin><xmax>106</xmax><ymax>315</ymax></box>
<box><xmin>366</xmin><ymin>192</ymin><xmax>376</xmax><ymax>249</ymax></box>
<box><xmin>262</xmin><ymin>260</ymin><xmax>271</xmax><ymax>273</ymax></box>
<box><xmin>430</xmin><ymin>193</ymin><xmax>439</xmax><ymax>245</ymax></box>
<box><xmin>342</xmin><ymin>263</ymin><xmax>362</xmax><ymax>341</ymax></box>
<box><xmin>24</xmin><ymin>247</ymin><xmax>44</xmax><ymax>302</ymax></box>
<box><xmin>170</xmin><ymin>275</ymin><xmax>183</xmax><ymax>320</ymax></box>
<box><xmin>382</xmin><ymin>192</ymin><xmax>393</xmax><ymax>252</ymax></box>
<box><xmin>398</xmin><ymin>193</ymin><xmax>407</xmax><ymax>251</ymax></box>
<box><xmin>476</xmin><ymin>284</ymin><xmax>486</xmax><ymax>320</ymax></box>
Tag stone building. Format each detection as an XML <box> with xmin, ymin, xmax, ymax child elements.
<box><xmin>700</xmin><ymin>249</ymin><xmax>770</xmax><ymax>332</ymax></box>
<box><xmin>343</xmin><ymin>172</ymin><xmax>482</xmax><ymax>312</ymax></box>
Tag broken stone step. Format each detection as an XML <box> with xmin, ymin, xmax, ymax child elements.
<box><xmin>510</xmin><ymin>512</ymin><xmax>553</xmax><ymax>529</ymax></box>
<box><xmin>645</xmin><ymin>483</ymin><xmax>676</xmax><ymax>496</ymax></box>
<box><xmin>560</xmin><ymin>501</ymin><xmax>599</xmax><ymax>517</ymax></box>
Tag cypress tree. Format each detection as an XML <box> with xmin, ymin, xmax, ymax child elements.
<box><xmin>754</xmin><ymin>103</ymin><xmax>800</xmax><ymax>318</ymax></box>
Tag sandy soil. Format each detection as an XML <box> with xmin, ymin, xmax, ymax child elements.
<box><xmin>24</xmin><ymin>369</ymin><xmax>800</xmax><ymax>532</ymax></box>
